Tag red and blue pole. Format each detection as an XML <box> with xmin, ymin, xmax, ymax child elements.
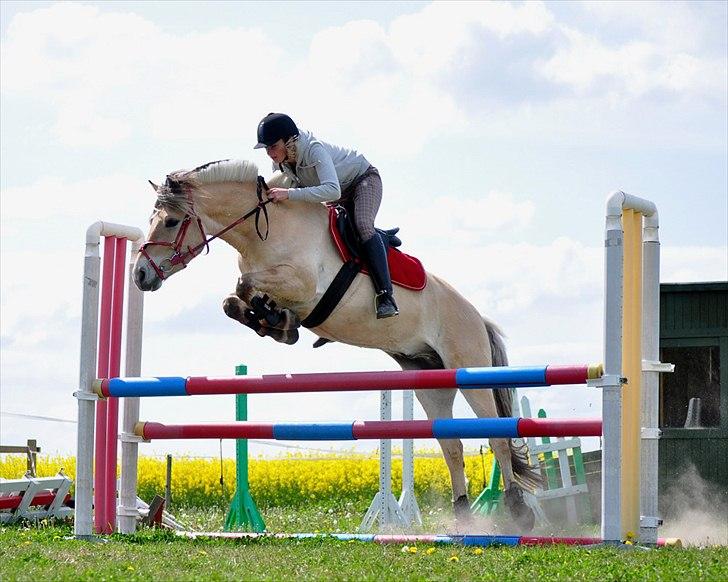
<box><xmin>134</xmin><ymin>417</ymin><xmax>602</xmax><ymax>441</ymax></box>
<box><xmin>98</xmin><ymin>364</ymin><xmax>603</xmax><ymax>398</ymax></box>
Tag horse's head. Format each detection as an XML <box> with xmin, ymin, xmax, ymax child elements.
<box><xmin>133</xmin><ymin>174</ymin><xmax>208</xmax><ymax>291</ymax></box>
<box><xmin>134</xmin><ymin>159</ymin><xmax>274</xmax><ymax>292</ymax></box>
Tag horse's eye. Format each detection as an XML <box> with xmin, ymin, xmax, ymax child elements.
<box><xmin>165</xmin><ymin>218</ymin><xmax>180</xmax><ymax>228</ymax></box>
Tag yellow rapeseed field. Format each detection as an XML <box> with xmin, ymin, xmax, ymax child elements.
<box><xmin>0</xmin><ymin>450</ymin><xmax>495</xmax><ymax>508</ymax></box>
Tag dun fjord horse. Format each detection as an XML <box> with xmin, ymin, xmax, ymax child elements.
<box><xmin>133</xmin><ymin>159</ymin><xmax>538</xmax><ymax>529</ymax></box>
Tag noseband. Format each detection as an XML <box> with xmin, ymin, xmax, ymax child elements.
<box><xmin>139</xmin><ymin>176</ymin><xmax>271</xmax><ymax>280</ymax></box>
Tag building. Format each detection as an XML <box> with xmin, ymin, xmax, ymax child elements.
<box><xmin>658</xmin><ymin>281</ymin><xmax>728</xmax><ymax>515</ymax></box>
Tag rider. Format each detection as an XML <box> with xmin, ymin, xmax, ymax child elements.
<box><xmin>254</xmin><ymin>112</ymin><xmax>398</xmax><ymax>319</ymax></box>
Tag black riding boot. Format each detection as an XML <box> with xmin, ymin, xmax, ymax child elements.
<box><xmin>361</xmin><ymin>234</ymin><xmax>399</xmax><ymax>319</ymax></box>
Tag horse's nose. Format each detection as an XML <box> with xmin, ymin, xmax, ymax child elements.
<box><xmin>134</xmin><ymin>265</ymin><xmax>150</xmax><ymax>291</ymax></box>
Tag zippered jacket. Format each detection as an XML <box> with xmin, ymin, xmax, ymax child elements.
<box><xmin>275</xmin><ymin>130</ymin><xmax>371</xmax><ymax>203</ymax></box>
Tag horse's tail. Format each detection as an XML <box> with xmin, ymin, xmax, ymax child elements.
<box><xmin>483</xmin><ymin>316</ymin><xmax>542</xmax><ymax>491</ymax></box>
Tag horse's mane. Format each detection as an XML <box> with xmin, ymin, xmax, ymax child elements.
<box><xmin>155</xmin><ymin>159</ymin><xmax>290</xmax><ymax>214</ymax></box>
<box><xmin>191</xmin><ymin>159</ymin><xmax>259</xmax><ymax>185</ymax></box>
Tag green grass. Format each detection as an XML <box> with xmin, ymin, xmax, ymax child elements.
<box><xmin>1</xmin><ymin>506</ymin><xmax>726</xmax><ymax>581</ymax></box>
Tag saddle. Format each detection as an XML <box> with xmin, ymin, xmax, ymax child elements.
<box><xmin>329</xmin><ymin>206</ymin><xmax>426</xmax><ymax>291</ymax></box>
<box><xmin>249</xmin><ymin>205</ymin><xmax>427</xmax><ymax>334</ymax></box>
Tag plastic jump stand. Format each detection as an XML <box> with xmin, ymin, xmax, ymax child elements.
<box><xmin>224</xmin><ymin>365</ymin><xmax>266</xmax><ymax>533</ymax></box>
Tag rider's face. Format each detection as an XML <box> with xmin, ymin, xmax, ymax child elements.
<box><xmin>266</xmin><ymin>139</ymin><xmax>287</xmax><ymax>164</ymax></box>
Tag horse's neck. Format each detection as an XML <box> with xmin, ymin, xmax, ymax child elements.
<box><xmin>197</xmin><ymin>181</ymin><xmax>329</xmax><ymax>266</ymax></box>
<box><xmin>195</xmin><ymin>181</ymin><xmax>257</xmax><ymax>231</ymax></box>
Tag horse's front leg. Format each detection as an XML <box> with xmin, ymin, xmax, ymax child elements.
<box><xmin>236</xmin><ymin>265</ymin><xmax>316</xmax><ymax>331</ymax></box>
<box><xmin>222</xmin><ymin>293</ymin><xmax>299</xmax><ymax>345</ymax></box>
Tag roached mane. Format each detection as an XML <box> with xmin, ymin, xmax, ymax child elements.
<box><xmin>192</xmin><ymin>159</ymin><xmax>259</xmax><ymax>185</ymax></box>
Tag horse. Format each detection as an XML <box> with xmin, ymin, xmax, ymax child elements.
<box><xmin>133</xmin><ymin>159</ymin><xmax>539</xmax><ymax>530</ymax></box>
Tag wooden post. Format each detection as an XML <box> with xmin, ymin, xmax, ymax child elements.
<box><xmin>165</xmin><ymin>454</ymin><xmax>173</xmax><ymax>510</ymax></box>
<box><xmin>27</xmin><ymin>440</ymin><xmax>38</xmax><ymax>477</ymax></box>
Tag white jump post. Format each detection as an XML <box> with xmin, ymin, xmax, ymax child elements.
<box><xmin>360</xmin><ymin>390</ymin><xmax>407</xmax><ymax>531</ymax></box>
<box><xmin>74</xmin><ymin>222</ymin><xmax>144</xmax><ymax>538</ymax></box>
<box><xmin>595</xmin><ymin>192</ymin><xmax>669</xmax><ymax>543</ymax></box>
<box><xmin>360</xmin><ymin>389</ymin><xmax>422</xmax><ymax>531</ymax></box>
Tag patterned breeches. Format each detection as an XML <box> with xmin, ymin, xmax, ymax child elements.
<box><xmin>339</xmin><ymin>166</ymin><xmax>382</xmax><ymax>242</ymax></box>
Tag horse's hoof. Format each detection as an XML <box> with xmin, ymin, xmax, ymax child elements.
<box><xmin>222</xmin><ymin>296</ymin><xmax>243</xmax><ymax>319</ymax></box>
<box><xmin>277</xmin><ymin>308</ymin><xmax>301</xmax><ymax>331</ymax></box>
<box><xmin>268</xmin><ymin>328</ymin><xmax>299</xmax><ymax>345</ymax></box>
<box><xmin>223</xmin><ymin>298</ymin><xmax>262</xmax><ymax>332</ymax></box>
<box><xmin>503</xmin><ymin>484</ymin><xmax>535</xmax><ymax>532</ymax></box>
<box><xmin>282</xmin><ymin>328</ymin><xmax>299</xmax><ymax>345</ymax></box>
<box><xmin>453</xmin><ymin>495</ymin><xmax>472</xmax><ymax>524</ymax></box>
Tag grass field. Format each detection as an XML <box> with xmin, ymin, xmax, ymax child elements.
<box><xmin>2</xmin><ymin>506</ymin><xmax>727</xmax><ymax>581</ymax></box>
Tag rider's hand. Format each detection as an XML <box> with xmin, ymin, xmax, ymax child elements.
<box><xmin>267</xmin><ymin>188</ymin><xmax>290</xmax><ymax>203</ymax></box>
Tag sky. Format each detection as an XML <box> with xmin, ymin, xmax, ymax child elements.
<box><xmin>1</xmin><ymin>1</ymin><xmax>726</xmax><ymax>462</ymax></box>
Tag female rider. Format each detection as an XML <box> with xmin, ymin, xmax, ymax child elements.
<box><xmin>254</xmin><ymin>112</ymin><xmax>398</xmax><ymax>319</ymax></box>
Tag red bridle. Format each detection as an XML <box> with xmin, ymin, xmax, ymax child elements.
<box><xmin>139</xmin><ymin>176</ymin><xmax>271</xmax><ymax>280</ymax></box>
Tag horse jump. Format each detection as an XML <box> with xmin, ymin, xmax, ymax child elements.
<box><xmin>74</xmin><ymin>190</ymin><xmax>672</xmax><ymax>545</ymax></box>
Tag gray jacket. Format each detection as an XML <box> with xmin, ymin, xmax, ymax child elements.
<box><xmin>275</xmin><ymin>130</ymin><xmax>370</xmax><ymax>203</ymax></box>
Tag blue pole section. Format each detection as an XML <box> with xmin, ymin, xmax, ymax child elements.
<box><xmin>456</xmin><ymin>366</ymin><xmax>547</xmax><ymax>387</ymax></box>
<box><xmin>432</xmin><ymin>418</ymin><xmax>519</xmax><ymax>439</ymax></box>
<box><xmin>108</xmin><ymin>376</ymin><xmax>187</xmax><ymax>396</ymax></box>
<box><xmin>273</xmin><ymin>423</ymin><xmax>356</xmax><ymax>441</ymax></box>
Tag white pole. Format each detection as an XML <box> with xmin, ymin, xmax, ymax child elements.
<box><xmin>398</xmin><ymin>390</ymin><xmax>422</xmax><ymax>525</ymax></box>
<box><xmin>379</xmin><ymin>389</ymin><xmax>393</xmax><ymax>527</ymax></box>
<box><xmin>601</xmin><ymin>193</ymin><xmax>625</xmax><ymax>542</ymax></box>
<box><xmin>119</xmin><ymin>237</ymin><xmax>144</xmax><ymax>534</ymax></box>
<box><xmin>74</xmin><ymin>229</ymin><xmax>102</xmax><ymax>538</ymax></box>
<box><xmin>640</xmin><ymin>213</ymin><xmax>669</xmax><ymax>544</ymax></box>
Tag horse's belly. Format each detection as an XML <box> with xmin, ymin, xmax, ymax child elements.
<box><xmin>310</xmin><ymin>275</ymin><xmax>434</xmax><ymax>353</ymax></box>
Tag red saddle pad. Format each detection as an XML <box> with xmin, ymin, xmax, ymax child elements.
<box><xmin>328</xmin><ymin>208</ymin><xmax>427</xmax><ymax>291</ymax></box>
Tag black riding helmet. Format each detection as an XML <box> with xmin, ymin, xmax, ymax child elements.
<box><xmin>254</xmin><ymin>113</ymin><xmax>299</xmax><ymax>149</ymax></box>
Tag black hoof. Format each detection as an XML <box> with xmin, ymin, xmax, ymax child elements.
<box><xmin>264</xmin><ymin>327</ymin><xmax>299</xmax><ymax>345</ymax></box>
<box><xmin>503</xmin><ymin>484</ymin><xmax>535</xmax><ymax>532</ymax></box>
<box><xmin>313</xmin><ymin>337</ymin><xmax>333</xmax><ymax>348</ymax></box>
<box><xmin>281</xmin><ymin>328</ymin><xmax>299</xmax><ymax>345</ymax></box>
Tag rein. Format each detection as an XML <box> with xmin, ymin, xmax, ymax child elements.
<box><xmin>140</xmin><ymin>176</ymin><xmax>271</xmax><ymax>280</ymax></box>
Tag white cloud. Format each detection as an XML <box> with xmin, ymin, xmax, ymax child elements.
<box><xmin>1</xmin><ymin>2</ymin><xmax>282</xmax><ymax>146</ymax></box>
<box><xmin>580</xmin><ymin>1</ymin><xmax>719</xmax><ymax>55</ymax></box>
<box><xmin>539</xmin><ymin>26</ymin><xmax>726</xmax><ymax>100</ymax></box>
<box><xmin>662</xmin><ymin>247</ymin><xmax>728</xmax><ymax>282</ymax></box>
<box><xmin>398</xmin><ymin>191</ymin><xmax>535</xmax><ymax>247</ymax></box>
<box><xmin>388</xmin><ymin>1</ymin><xmax>553</xmax><ymax>75</ymax></box>
<box><xmin>2</xmin><ymin>1</ymin><xmax>724</xmax><ymax>154</ymax></box>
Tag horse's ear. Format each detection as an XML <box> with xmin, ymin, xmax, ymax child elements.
<box><xmin>148</xmin><ymin>180</ymin><xmax>160</xmax><ymax>192</ymax></box>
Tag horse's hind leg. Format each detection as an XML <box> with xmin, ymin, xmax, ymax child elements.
<box><xmin>435</xmin><ymin>322</ymin><xmax>536</xmax><ymax>532</ymax></box>
<box><xmin>459</xmin><ymin>390</ymin><xmax>535</xmax><ymax>531</ymax></box>
<box><xmin>391</xmin><ymin>354</ymin><xmax>469</xmax><ymax>520</ymax></box>
<box><xmin>415</xmin><ymin>388</ymin><xmax>468</xmax><ymax>503</ymax></box>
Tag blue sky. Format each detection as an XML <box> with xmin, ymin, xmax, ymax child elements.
<box><xmin>1</xmin><ymin>1</ymin><xmax>726</xmax><ymax>458</ymax></box>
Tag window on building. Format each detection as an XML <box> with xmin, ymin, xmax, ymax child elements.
<box><xmin>660</xmin><ymin>345</ymin><xmax>721</xmax><ymax>428</ymax></box>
